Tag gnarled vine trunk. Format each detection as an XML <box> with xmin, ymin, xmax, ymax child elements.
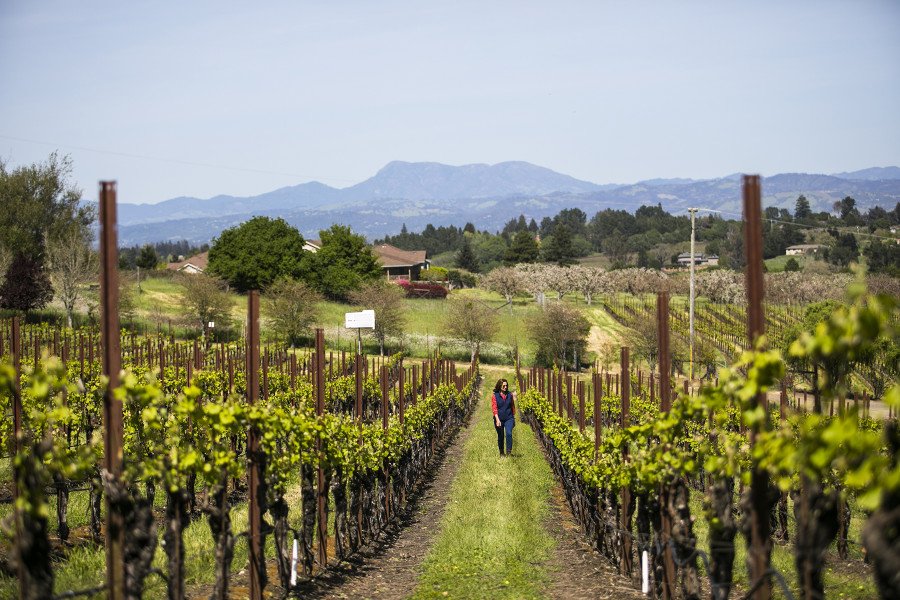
<box><xmin>668</xmin><ymin>477</ymin><xmax>700</xmax><ymax>600</ymax></box>
<box><xmin>332</xmin><ymin>467</ymin><xmax>348</xmax><ymax>562</ymax></box>
<box><xmin>89</xmin><ymin>469</ymin><xmax>103</xmax><ymax>542</ymax></box>
<box><xmin>792</xmin><ymin>476</ymin><xmax>838</xmax><ymax>600</ymax></box>
<box><xmin>164</xmin><ymin>488</ymin><xmax>190</xmax><ymax>600</ymax></box>
<box><xmin>862</xmin><ymin>421</ymin><xmax>900</xmax><ymax>599</ymax></box>
<box><xmin>271</xmin><ymin>496</ymin><xmax>291</xmax><ymax>590</ymax></box>
<box><xmin>707</xmin><ymin>476</ymin><xmax>736</xmax><ymax>600</ymax></box>
<box><xmin>300</xmin><ymin>462</ymin><xmax>317</xmax><ymax>576</ymax></box>
<box><xmin>54</xmin><ymin>473</ymin><xmax>70</xmax><ymax>543</ymax></box>
<box><xmin>14</xmin><ymin>449</ymin><xmax>54</xmax><ymax>600</ymax></box>
<box><xmin>205</xmin><ymin>480</ymin><xmax>236</xmax><ymax>600</ymax></box>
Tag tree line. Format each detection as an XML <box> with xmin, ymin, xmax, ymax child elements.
<box><xmin>2</xmin><ymin>153</ymin><xmax>898</xmax><ymax>335</ymax></box>
<box><xmin>378</xmin><ymin>196</ymin><xmax>899</xmax><ymax>274</ymax></box>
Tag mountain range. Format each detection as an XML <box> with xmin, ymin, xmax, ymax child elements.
<box><xmin>111</xmin><ymin>161</ymin><xmax>900</xmax><ymax>246</ymax></box>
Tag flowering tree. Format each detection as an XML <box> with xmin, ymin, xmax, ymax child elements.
<box><xmin>543</xmin><ymin>265</ymin><xmax>574</xmax><ymax>299</ymax></box>
<box><xmin>605</xmin><ymin>268</ymin><xmax>670</xmax><ymax>295</ymax></box>
<box><xmin>515</xmin><ymin>263</ymin><xmax>548</xmax><ymax>306</ymax></box>
<box><xmin>695</xmin><ymin>270</ymin><xmax>746</xmax><ymax>305</ymax></box>
<box><xmin>765</xmin><ymin>272</ymin><xmax>850</xmax><ymax>305</ymax></box>
<box><xmin>568</xmin><ymin>265</ymin><xmax>607</xmax><ymax>305</ymax></box>
<box><xmin>481</xmin><ymin>266</ymin><xmax>523</xmax><ymax>308</ymax></box>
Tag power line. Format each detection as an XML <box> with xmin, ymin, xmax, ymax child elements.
<box><xmin>692</xmin><ymin>207</ymin><xmax>899</xmax><ymax>242</ymax></box>
<box><xmin>0</xmin><ymin>133</ymin><xmax>361</xmax><ymax>186</ymax></box>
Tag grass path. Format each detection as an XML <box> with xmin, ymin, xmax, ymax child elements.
<box><xmin>412</xmin><ymin>372</ymin><xmax>556</xmax><ymax>599</ymax></box>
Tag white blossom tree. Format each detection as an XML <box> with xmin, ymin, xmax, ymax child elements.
<box><xmin>695</xmin><ymin>270</ymin><xmax>745</xmax><ymax>304</ymax></box>
<box><xmin>605</xmin><ymin>267</ymin><xmax>670</xmax><ymax>295</ymax></box>
<box><xmin>543</xmin><ymin>264</ymin><xmax>575</xmax><ymax>300</ymax></box>
<box><xmin>481</xmin><ymin>266</ymin><xmax>523</xmax><ymax>310</ymax></box>
<box><xmin>568</xmin><ymin>265</ymin><xmax>607</xmax><ymax>305</ymax></box>
<box><xmin>515</xmin><ymin>263</ymin><xmax>548</xmax><ymax>307</ymax></box>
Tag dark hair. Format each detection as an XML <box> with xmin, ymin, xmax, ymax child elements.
<box><xmin>493</xmin><ymin>378</ymin><xmax>509</xmax><ymax>393</ymax></box>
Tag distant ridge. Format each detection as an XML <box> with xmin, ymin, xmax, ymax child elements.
<box><xmin>109</xmin><ymin>161</ymin><xmax>900</xmax><ymax>245</ymax></box>
<box><xmin>831</xmin><ymin>166</ymin><xmax>900</xmax><ymax>181</ymax></box>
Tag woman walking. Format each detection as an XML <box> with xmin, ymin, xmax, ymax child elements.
<box><xmin>491</xmin><ymin>378</ymin><xmax>515</xmax><ymax>456</ymax></box>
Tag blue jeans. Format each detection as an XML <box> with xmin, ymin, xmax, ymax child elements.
<box><xmin>495</xmin><ymin>417</ymin><xmax>515</xmax><ymax>455</ymax></box>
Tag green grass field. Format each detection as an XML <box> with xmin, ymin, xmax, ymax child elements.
<box><xmin>126</xmin><ymin>277</ymin><xmax>546</xmax><ymax>365</ymax></box>
<box><xmin>764</xmin><ymin>254</ymin><xmax>809</xmax><ymax>272</ymax></box>
<box><xmin>413</xmin><ymin>372</ymin><xmax>556</xmax><ymax>599</ymax></box>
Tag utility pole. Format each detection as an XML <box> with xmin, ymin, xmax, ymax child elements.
<box><xmin>688</xmin><ymin>207</ymin><xmax>699</xmax><ymax>383</ymax></box>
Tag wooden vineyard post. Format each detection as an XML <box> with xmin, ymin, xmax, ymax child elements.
<box><xmin>558</xmin><ymin>373</ymin><xmax>565</xmax><ymax>419</ymax></box>
<box><xmin>398</xmin><ymin>361</ymin><xmax>406</xmax><ymax>506</ymax></box>
<box><xmin>315</xmin><ymin>329</ymin><xmax>328</xmax><ymax>569</ymax></box>
<box><xmin>11</xmin><ymin>317</ymin><xmax>29</xmax><ymax>599</ymax></box>
<box><xmin>355</xmin><ymin>352</ymin><xmax>364</xmax><ymax>544</ymax></box>
<box><xmin>398</xmin><ymin>360</ymin><xmax>405</xmax><ymax>423</ymax></box>
<box><xmin>381</xmin><ymin>366</ymin><xmax>391</xmax><ymax>523</ymax></box>
<box><xmin>657</xmin><ymin>292</ymin><xmax>677</xmax><ymax>599</ymax></box>
<box><xmin>620</xmin><ymin>347</ymin><xmax>633</xmax><ymax>578</ymax></box>
<box><xmin>247</xmin><ymin>291</ymin><xmax>265</xmax><ymax>599</ymax></box>
<box><xmin>743</xmin><ymin>174</ymin><xmax>772</xmax><ymax>600</ymax></box>
<box><xmin>593</xmin><ymin>372</ymin><xmax>602</xmax><ymax>457</ymax></box>
<box><xmin>550</xmin><ymin>371</ymin><xmax>556</xmax><ymax>413</ymax></box>
<box><xmin>99</xmin><ymin>181</ymin><xmax>125</xmax><ymax>600</ymax></box>
<box><xmin>578</xmin><ymin>380</ymin><xmax>585</xmax><ymax>433</ymax></box>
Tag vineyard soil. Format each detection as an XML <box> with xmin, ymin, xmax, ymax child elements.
<box><xmin>288</xmin><ymin>392</ymin><xmax>476</xmax><ymax>599</ymax></box>
<box><xmin>543</xmin><ymin>484</ymin><xmax>645</xmax><ymax>600</ymax></box>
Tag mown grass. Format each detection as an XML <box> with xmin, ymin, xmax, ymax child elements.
<box><xmin>763</xmin><ymin>254</ymin><xmax>810</xmax><ymax>273</ymax></box>
<box><xmin>412</xmin><ymin>371</ymin><xmax>555</xmax><ymax>599</ymax></box>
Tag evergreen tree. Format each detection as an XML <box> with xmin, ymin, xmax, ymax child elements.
<box><xmin>863</xmin><ymin>239</ymin><xmax>900</xmax><ymax>276</ymax></box>
<box><xmin>539</xmin><ymin>216</ymin><xmax>554</xmax><ymax>238</ymax></box>
<box><xmin>825</xmin><ymin>232</ymin><xmax>859</xmax><ymax>267</ymax></box>
<box><xmin>136</xmin><ymin>244</ymin><xmax>159</xmax><ymax>270</ymax></box>
<box><xmin>503</xmin><ymin>230</ymin><xmax>540</xmax><ymax>265</ymax></box>
<box><xmin>836</xmin><ymin>196</ymin><xmax>861</xmax><ymax>224</ymax></box>
<box><xmin>542</xmin><ymin>224</ymin><xmax>576</xmax><ymax>266</ymax></box>
<box><xmin>636</xmin><ymin>248</ymin><xmax>649</xmax><ymax>268</ymax></box>
<box><xmin>455</xmin><ymin>237</ymin><xmax>479</xmax><ymax>272</ymax></box>
<box><xmin>0</xmin><ymin>252</ymin><xmax>53</xmax><ymax>311</ymax></box>
<box><xmin>794</xmin><ymin>195</ymin><xmax>812</xmax><ymax>220</ymax></box>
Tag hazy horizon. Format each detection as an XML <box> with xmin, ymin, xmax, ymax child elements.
<box><xmin>2</xmin><ymin>1</ymin><xmax>899</xmax><ymax>205</ymax></box>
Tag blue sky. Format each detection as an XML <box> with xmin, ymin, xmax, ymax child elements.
<box><xmin>1</xmin><ymin>1</ymin><xmax>898</xmax><ymax>205</ymax></box>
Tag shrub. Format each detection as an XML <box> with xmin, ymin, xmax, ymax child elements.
<box><xmin>396</xmin><ymin>280</ymin><xmax>448</xmax><ymax>299</ymax></box>
<box><xmin>420</xmin><ymin>266</ymin><xmax>449</xmax><ymax>282</ymax></box>
<box><xmin>447</xmin><ymin>269</ymin><xmax>477</xmax><ymax>289</ymax></box>
<box><xmin>784</xmin><ymin>257</ymin><xmax>801</xmax><ymax>272</ymax></box>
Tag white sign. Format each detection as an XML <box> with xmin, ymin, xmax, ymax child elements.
<box><xmin>345</xmin><ymin>309</ymin><xmax>375</xmax><ymax>329</ymax></box>
<box><xmin>208</xmin><ymin>321</ymin><xmax>215</xmax><ymax>328</ymax></box>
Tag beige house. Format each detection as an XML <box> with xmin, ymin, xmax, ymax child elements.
<box><xmin>372</xmin><ymin>244</ymin><xmax>430</xmax><ymax>280</ymax></box>
<box><xmin>301</xmin><ymin>240</ymin><xmax>429</xmax><ymax>280</ymax></box>
<box><xmin>786</xmin><ymin>244</ymin><xmax>824</xmax><ymax>256</ymax></box>
<box><xmin>167</xmin><ymin>251</ymin><xmax>208</xmax><ymax>275</ymax></box>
